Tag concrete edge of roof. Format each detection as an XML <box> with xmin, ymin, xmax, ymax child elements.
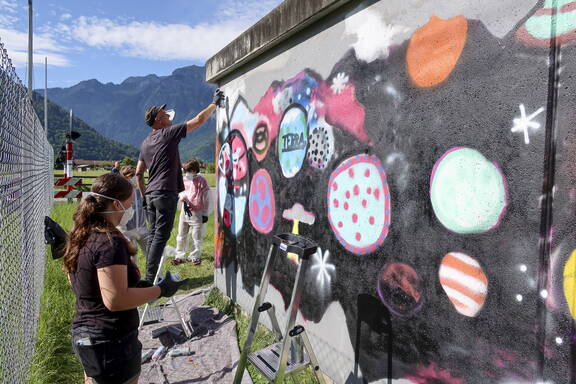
<box><xmin>205</xmin><ymin>0</ymin><xmax>355</xmax><ymax>83</ymax></box>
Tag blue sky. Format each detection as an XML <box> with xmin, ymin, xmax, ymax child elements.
<box><xmin>0</xmin><ymin>0</ymin><xmax>283</xmax><ymax>88</ymax></box>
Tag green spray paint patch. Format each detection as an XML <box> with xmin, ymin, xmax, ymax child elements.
<box><xmin>516</xmin><ymin>0</ymin><xmax>576</xmax><ymax>47</ymax></box>
<box><xmin>430</xmin><ymin>147</ymin><xmax>507</xmax><ymax>234</ymax></box>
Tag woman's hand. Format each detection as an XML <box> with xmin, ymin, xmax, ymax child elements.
<box><xmin>156</xmin><ymin>271</ymin><xmax>190</xmax><ymax>298</ymax></box>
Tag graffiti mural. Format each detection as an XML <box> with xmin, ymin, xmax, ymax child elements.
<box><xmin>214</xmin><ymin>1</ymin><xmax>576</xmax><ymax>382</ymax></box>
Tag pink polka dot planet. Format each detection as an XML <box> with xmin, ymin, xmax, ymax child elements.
<box><xmin>327</xmin><ymin>154</ymin><xmax>391</xmax><ymax>255</ymax></box>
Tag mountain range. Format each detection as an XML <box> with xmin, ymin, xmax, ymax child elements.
<box><xmin>41</xmin><ymin>65</ymin><xmax>216</xmax><ymax>162</ymax></box>
<box><xmin>32</xmin><ymin>91</ymin><xmax>139</xmax><ymax>161</ymax></box>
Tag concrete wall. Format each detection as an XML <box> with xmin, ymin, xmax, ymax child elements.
<box><xmin>206</xmin><ymin>0</ymin><xmax>576</xmax><ymax>382</ymax></box>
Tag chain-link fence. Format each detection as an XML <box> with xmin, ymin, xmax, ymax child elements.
<box><xmin>0</xmin><ymin>37</ymin><xmax>54</xmax><ymax>383</ymax></box>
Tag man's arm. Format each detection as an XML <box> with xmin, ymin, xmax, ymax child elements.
<box><xmin>186</xmin><ymin>88</ymin><xmax>224</xmax><ymax>133</ymax></box>
<box><xmin>135</xmin><ymin>160</ymin><xmax>147</xmax><ymax>198</ymax></box>
<box><xmin>186</xmin><ymin>104</ymin><xmax>217</xmax><ymax>133</ymax></box>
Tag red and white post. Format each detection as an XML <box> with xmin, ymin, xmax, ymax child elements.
<box><xmin>65</xmin><ymin>139</ymin><xmax>73</xmax><ymax>196</ymax></box>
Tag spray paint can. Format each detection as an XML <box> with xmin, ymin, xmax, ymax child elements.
<box><xmin>141</xmin><ymin>349</ymin><xmax>154</xmax><ymax>363</ymax></box>
<box><xmin>152</xmin><ymin>346</ymin><xmax>166</xmax><ymax>361</ymax></box>
<box><xmin>168</xmin><ymin>347</ymin><xmax>192</xmax><ymax>357</ymax></box>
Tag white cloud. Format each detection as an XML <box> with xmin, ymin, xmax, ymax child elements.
<box><xmin>0</xmin><ymin>0</ymin><xmax>283</xmax><ymax>69</ymax></box>
<box><xmin>0</xmin><ymin>0</ymin><xmax>19</xmax><ymax>27</ymax></box>
<box><xmin>0</xmin><ymin>0</ymin><xmax>69</xmax><ymax>68</ymax></box>
<box><xmin>0</xmin><ymin>28</ymin><xmax>70</xmax><ymax>67</ymax></box>
<box><xmin>215</xmin><ymin>0</ymin><xmax>282</xmax><ymax>24</ymax></box>
<box><xmin>65</xmin><ymin>0</ymin><xmax>283</xmax><ymax>61</ymax></box>
<box><xmin>69</xmin><ymin>17</ymin><xmax>246</xmax><ymax>61</ymax></box>
<box><xmin>0</xmin><ymin>0</ymin><xmax>18</xmax><ymax>13</ymax></box>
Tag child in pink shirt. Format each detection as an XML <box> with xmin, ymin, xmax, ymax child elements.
<box><xmin>172</xmin><ymin>159</ymin><xmax>210</xmax><ymax>265</ymax></box>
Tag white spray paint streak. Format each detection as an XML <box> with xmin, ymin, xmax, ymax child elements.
<box><xmin>386</xmin><ymin>152</ymin><xmax>410</xmax><ymax>191</ymax></box>
<box><xmin>273</xmin><ymin>87</ymin><xmax>292</xmax><ymax>114</ymax></box>
<box><xmin>510</xmin><ymin>104</ymin><xmax>545</xmax><ymax>144</ymax></box>
<box><xmin>311</xmin><ymin>247</ymin><xmax>336</xmax><ymax>290</ymax></box>
<box><xmin>331</xmin><ymin>72</ymin><xmax>349</xmax><ymax>94</ymax></box>
<box><xmin>225</xmin><ymin>78</ymin><xmax>246</xmax><ymax>110</ymax></box>
<box><xmin>345</xmin><ymin>9</ymin><xmax>407</xmax><ymax>62</ymax></box>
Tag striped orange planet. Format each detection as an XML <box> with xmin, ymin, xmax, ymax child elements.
<box><xmin>439</xmin><ymin>252</ymin><xmax>488</xmax><ymax>317</ymax></box>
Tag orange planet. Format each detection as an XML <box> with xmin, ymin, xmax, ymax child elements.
<box><xmin>439</xmin><ymin>252</ymin><xmax>488</xmax><ymax>317</ymax></box>
<box><xmin>406</xmin><ymin>15</ymin><xmax>468</xmax><ymax>88</ymax></box>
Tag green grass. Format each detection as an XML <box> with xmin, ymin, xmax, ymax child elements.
<box><xmin>205</xmin><ymin>288</ymin><xmax>320</xmax><ymax>384</ymax></box>
<box><xmin>134</xmin><ymin>209</ymin><xmax>216</xmax><ymax>291</ymax></box>
<box><xmin>203</xmin><ymin>173</ymin><xmax>215</xmax><ymax>188</ymax></box>
<box><xmin>28</xmin><ymin>203</ymin><xmax>83</xmax><ymax>384</ymax></box>
<box><xmin>54</xmin><ymin>169</ymin><xmax>110</xmax><ymax>178</ymax></box>
<box><xmin>53</xmin><ymin>170</ymin><xmax>215</xmax><ymax>188</ymax></box>
<box><xmin>29</xmin><ymin>202</ymin><xmax>215</xmax><ymax>384</ymax></box>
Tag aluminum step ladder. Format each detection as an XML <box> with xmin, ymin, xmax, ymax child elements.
<box><xmin>138</xmin><ymin>249</ymin><xmax>192</xmax><ymax>338</ymax></box>
<box><xmin>233</xmin><ymin>233</ymin><xmax>327</xmax><ymax>384</ymax></box>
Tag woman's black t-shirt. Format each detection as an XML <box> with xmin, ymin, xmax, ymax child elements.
<box><xmin>70</xmin><ymin>232</ymin><xmax>140</xmax><ymax>338</ymax></box>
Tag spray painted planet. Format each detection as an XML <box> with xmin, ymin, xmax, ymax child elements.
<box><xmin>377</xmin><ymin>262</ymin><xmax>424</xmax><ymax>317</ymax></box>
<box><xmin>327</xmin><ymin>154</ymin><xmax>391</xmax><ymax>255</ymax></box>
<box><xmin>563</xmin><ymin>249</ymin><xmax>576</xmax><ymax>320</ymax></box>
<box><xmin>249</xmin><ymin>169</ymin><xmax>276</xmax><ymax>234</ymax></box>
<box><xmin>439</xmin><ymin>252</ymin><xmax>488</xmax><ymax>317</ymax></box>
<box><xmin>430</xmin><ymin>147</ymin><xmax>508</xmax><ymax>234</ymax></box>
<box><xmin>278</xmin><ymin>105</ymin><xmax>308</xmax><ymax>178</ymax></box>
<box><xmin>307</xmin><ymin>117</ymin><xmax>335</xmax><ymax>170</ymax></box>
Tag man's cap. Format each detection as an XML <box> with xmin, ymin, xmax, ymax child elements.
<box><xmin>144</xmin><ymin>104</ymin><xmax>167</xmax><ymax>126</ymax></box>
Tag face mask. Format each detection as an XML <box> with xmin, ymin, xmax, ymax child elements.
<box><xmin>166</xmin><ymin>109</ymin><xmax>175</xmax><ymax>122</ymax></box>
<box><xmin>89</xmin><ymin>192</ymin><xmax>134</xmax><ymax>226</ymax></box>
<box><xmin>118</xmin><ymin>205</ymin><xmax>134</xmax><ymax>226</ymax></box>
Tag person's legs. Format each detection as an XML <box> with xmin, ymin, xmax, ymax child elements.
<box><xmin>145</xmin><ymin>191</ymin><xmax>178</xmax><ymax>282</ymax></box>
<box><xmin>175</xmin><ymin>209</ymin><xmax>190</xmax><ymax>260</ymax></box>
<box><xmin>188</xmin><ymin>222</ymin><xmax>206</xmax><ymax>264</ymax></box>
<box><xmin>73</xmin><ymin>328</ymin><xmax>141</xmax><ymax>384</ymax></box>
<box><xmin>145</xmin><ymin>195</ymin><xmax>157</xmax><ymax>254</ymax></box>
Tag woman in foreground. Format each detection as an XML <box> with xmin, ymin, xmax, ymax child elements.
<box><xmin>63</xmin><ymin>173</ymin><xmax>187</xmax><ymax>384</ymax></box>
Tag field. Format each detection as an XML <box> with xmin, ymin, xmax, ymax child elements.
<box><xmin>53</xmin><ymin>169</ymin><xmax>216</xmax><ymax>188</ymax></box>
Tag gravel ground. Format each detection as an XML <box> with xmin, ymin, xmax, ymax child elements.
<box><xmin>138</xmin><ymin>290</ymin><xmax>252</xmax><ymax>384</ymax></box>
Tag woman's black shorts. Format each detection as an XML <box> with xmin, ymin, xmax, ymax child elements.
<box><xmin>72</xmin><ymin>327</ymin><xmax>142</xmax><ymax>384</ymax></box>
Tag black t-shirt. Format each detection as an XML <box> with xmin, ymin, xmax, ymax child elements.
<box><xmin>138</xmin><ymin>123</ymin><xmax>187</xmax><ymax>194</ymax></box>
<box><xmin>70</xmin><ymin>232</ymin><xmax>140</xmax><ymax>338</ymax></box>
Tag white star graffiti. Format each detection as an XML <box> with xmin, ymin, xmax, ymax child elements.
<box><xmin>511</xmin><ymin>104</ymin><xmax>545</xmax><ymax>144</ymax></box>
<box><xmin>310</xmin><ymin>247</ymin><xmax>336</xmax><ymax>288</ymax></box>
<box><xmin>331</xmin><ymin>72</ymin><xmax>349</xmax><ymax>95</ymax></box>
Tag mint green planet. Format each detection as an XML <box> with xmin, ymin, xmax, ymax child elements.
<box><xmin>525</xmin><ymin>0</ymin><xmax>576</xmax><ymax>40</ymax></box>
<box><xmin>430</xmin><ymin>147</ymin><xmax>508</xmax><ymax>234</ymax></box>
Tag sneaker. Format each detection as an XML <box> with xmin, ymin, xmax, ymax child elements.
<box><xmin>170</xmin><ymin>258</ymin><xmax>187</xmax><ymax>266</ymax></box>
<box><xmin>189</xmin><ymin>258</ymin><xmax>201</xmax><ymax>266</ymax></box>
